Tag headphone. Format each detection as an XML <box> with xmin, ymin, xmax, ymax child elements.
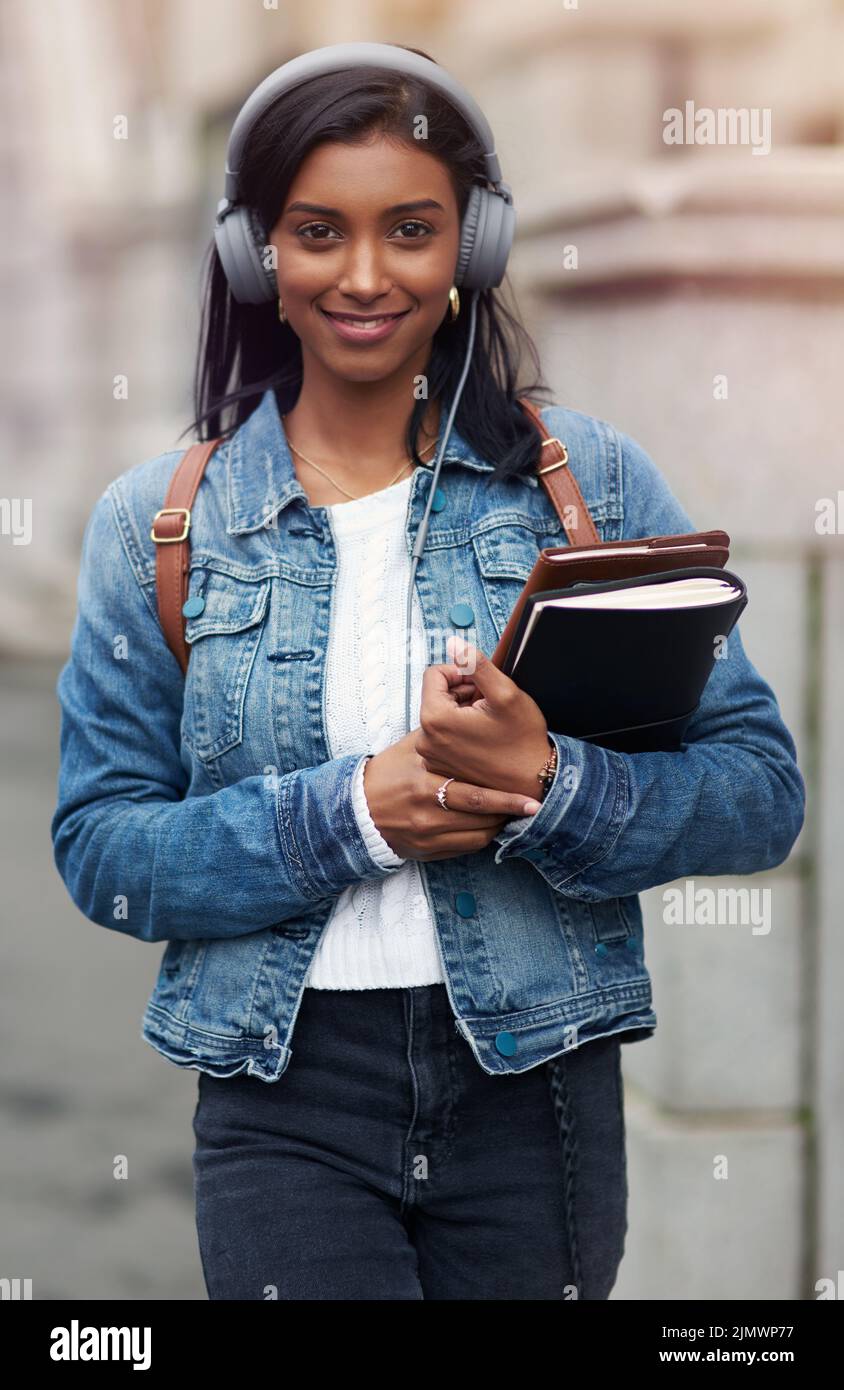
<box><xmin>214</xmin><ymin>42</ymin><xmax>517</xmax><ymax>736</ymax></box>
<box><xmin>214</xmin><ymin>41</ymin><xmax>515</xmax><ymax>302</ymax></box>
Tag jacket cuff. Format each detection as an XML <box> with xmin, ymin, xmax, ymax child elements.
<box><xmin>278</xmin><ymin>751</ymin><xmax>407</xmax><ymax>897</ymax></box>
<box><xmin>492</xmin><ymin>730</ymin><xmax>628</xmax><ymax>885</ymax></box>
<box><xmin>350</xmin><ymin>754</ymin><xmax>407</xmax><ymax>868</ymax></box>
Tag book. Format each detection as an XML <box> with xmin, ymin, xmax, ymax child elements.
<box><xmin>499</xmin><ymin>565</ymin><xmax>748</xmax><ymax>753</ymax></box>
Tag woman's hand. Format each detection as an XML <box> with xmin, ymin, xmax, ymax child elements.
<box><xmin>414</xmin><ymin>636</ymin><xmax>552</xmax><ymax>803</ymax></box>
<box><xmin>363</xmin><ymin>729</ymin><xmax>542</xmax><ymax>862</ymax></box>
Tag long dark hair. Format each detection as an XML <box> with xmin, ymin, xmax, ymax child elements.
<box><xmin>182</xmin><ymin>44</ymin><xmax>555</xmax><ymax>484</ymax></box>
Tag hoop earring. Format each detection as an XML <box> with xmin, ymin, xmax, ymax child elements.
<box><xmin>278</xmin><ymin>296</ymin><xmax>287</xmax><ymax>323</ymax></box>
<box><xmin>448</xmin><ymin>286</ymin><xmax>460</xmax><ymax>322</ymax></box>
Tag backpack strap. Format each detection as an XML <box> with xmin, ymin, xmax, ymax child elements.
<box><xmin>150</xmin><ymin>439</ymin><xmax>223</xmax><ymax>673</ymax></box>
<box><xmin>517</xmin><ymin>397</ymin><xmax>601</xmax><ymax>546</ymax></box>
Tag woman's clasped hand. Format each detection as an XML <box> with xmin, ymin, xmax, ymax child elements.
<box><xmin>363</xmin><ymin>637</ymin><xmax>551</xmax><ymax>862</ymax></box>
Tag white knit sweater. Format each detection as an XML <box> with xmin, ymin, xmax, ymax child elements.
<box><xmin>303</xmin><ymin>472</ymin><xmax>446</xmax><ymax>990</ymax></box>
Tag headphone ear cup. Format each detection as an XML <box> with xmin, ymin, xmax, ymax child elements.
<box><xmin>455</xmin><ymin>184</ymin><xmax>516</xmax><ymax>290</ymax></box>
<box><xmin>214</xmin><ymin>204</ymin><xmax>278</xmax><ymax>305</ymax></box>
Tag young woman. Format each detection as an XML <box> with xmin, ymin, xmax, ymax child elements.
<box><xmin>51</xmin><ymin>43</ymin><xmax>805</xmax><ymax>1301</ymax></box>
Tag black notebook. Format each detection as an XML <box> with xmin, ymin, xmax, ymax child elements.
<box><xmin>501</xmin><ymin>566</ymin><xmax>748</xmax><ymax>753</ymax></box>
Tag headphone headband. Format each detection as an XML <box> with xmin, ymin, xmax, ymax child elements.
<box><xmin>220</xmin><ymin>41</ymin><xmax>511</xmax><ymax>210</ymax></box>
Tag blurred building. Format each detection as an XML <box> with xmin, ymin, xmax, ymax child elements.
<box><xmin>1</xmin><ymin>0</ymin><xmax>841</xmax><ymax>1299</ymax></box>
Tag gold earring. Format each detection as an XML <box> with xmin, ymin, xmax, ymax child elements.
<box><xmin>278</xmin><ymin>296</ymin><xmax>287</xmax><ymax>323</ymax></box>
<box><xmin>448</xmin><ymin>286</ymin><xmax>460</xmax><ymax>322</ymax></box>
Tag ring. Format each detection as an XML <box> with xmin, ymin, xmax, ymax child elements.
<box><xmin>436</xmin><ymin>777</ymin><xmax>455</xmax><ymax>810</ymax></box>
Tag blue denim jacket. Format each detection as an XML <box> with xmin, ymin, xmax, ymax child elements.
<box><xmin>51</xmin><ymin>388</ymin><xmax>805</xmax><ymax>1080</ymax></box>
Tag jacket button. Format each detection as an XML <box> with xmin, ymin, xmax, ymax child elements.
<box><xmin>595</xmin><ymin>942</ymin><xmax>609</xmax><ymax>957</ymax></box>
<box><xmin>495</xmin><ymin>1031</ymin><xmax>517</xmax><ymax>1057</ymax></box>
<box><xmin>626</xmin><ymin>936</ymin><xmax>639</xmax><ymax>951</ymax></box>
<box><xmin>455</xmin><ymin>890</ymin><xmax>476</xmax><ymax>917</ymax></box>
<box><xmin>182</xmin><ymin>596</ymin><xmax>205</xmax><ymax>618</ymax></box>
<box><xmin>449</xmin><ymin>602</ymin><xmax>474</xmax><ymax>627</ymax></box>
<box><xmin>522</xmin><ymin>847</ymin><xmax>544</xmax><ymax>862</ymax></box>
<box><xmin>430</xmin><ymin>487</ymin><xmax>446</xmax><ymax>512</ymax></box>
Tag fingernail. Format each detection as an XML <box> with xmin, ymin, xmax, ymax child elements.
<box><xmin>523</xmin><ymin>800</ymin><xmax>542</xmax><ymax>814</ymax></box>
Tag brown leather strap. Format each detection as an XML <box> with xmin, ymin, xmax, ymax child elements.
<box><xmin>151</xmin><ymin>439</ymin><xmax>222</xmax><ymax>673</ymax></box>
<box><xmin>517</xmin><ymin>397</ymin><xmax>601</xmax><ymax>546</ymax></box>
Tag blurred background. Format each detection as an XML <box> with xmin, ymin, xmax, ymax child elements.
<box><xmin>1</xmin><ymin>0</ymin><xmax>841</xmax><ymax>1300</ymax></box>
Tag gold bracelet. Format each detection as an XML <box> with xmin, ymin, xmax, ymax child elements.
<box><xmin>536</xmin><ymin>737</ymin><xmax>558</xmax><ymax>799</ymax></box>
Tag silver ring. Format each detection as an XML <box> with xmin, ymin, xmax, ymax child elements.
<box><xmin>436</xmin><ymin>776</ymin><xmax>455</xmax><ymax>810</ymax></box>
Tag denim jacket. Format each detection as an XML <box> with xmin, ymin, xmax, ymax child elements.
<box><xmin>51</xmin><ymin>388</ymin><xmax>805</xmax><ymax>1080</ymax></box>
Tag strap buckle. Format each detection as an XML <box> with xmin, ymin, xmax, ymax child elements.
<box><xmin>151</xmin><ymin>507</ymin><xmax>191</xmax><ymax>543</ymax></box>
<box><xmin>537</xmin><ymin>438</ymin><xmax>569</xmax><ymax>474</ymax></box>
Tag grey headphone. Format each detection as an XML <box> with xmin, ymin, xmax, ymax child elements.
<box><xmin>214</xmin><ymin>41</ymin><xmax>516</xmax><ymax>304</ymax></box>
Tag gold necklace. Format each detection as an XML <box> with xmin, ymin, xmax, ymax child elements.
<box><xmin>282</xmin><ymin>415</ymin><xmax>438</xmax><ymax>501</ymax></box>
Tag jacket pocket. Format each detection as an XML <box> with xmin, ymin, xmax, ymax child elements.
<box><xmin>181</xmin><ymin>568</ymin><xmax>271</xmax><ymax>762</ymax></box>
<box><xmin>587</xmin><ymin>897</ymin><xmax>635</xmax><ymax>946</ymax></box>
<box><xmin>153</xmin><ymin>939</ymin><xmax>207</xmax><ymax>1016</ymax></box>
<box><xmin>471</xmin><ymin>525</ymin><xmax>543</xmax><ymax>641</ymax></box>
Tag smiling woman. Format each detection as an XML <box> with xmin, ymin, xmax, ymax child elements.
<box><xmin>51</xmin><ymin>39</ymin><xmax>805</xmax><ymax>1307</ymax></box>
<box><xmin>189</xmin><ymin>44</ymin><xmax>551</xmax><ymax>493</ymax></box>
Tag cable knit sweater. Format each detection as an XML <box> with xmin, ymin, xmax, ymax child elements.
<box><xmin>303</xmin><ymin>472</ymin><xmax>446</xmax><ymax>990</ymax></box>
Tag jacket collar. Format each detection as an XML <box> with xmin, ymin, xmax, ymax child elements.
<box><xmin>226</xmin><ymin>386</ymin><xmax>495</xmax><ymax>535</ymax></box>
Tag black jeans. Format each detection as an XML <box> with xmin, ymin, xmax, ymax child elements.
<box><xmin>191</xmin><ymin>983</ymin><xmax>628</xmax><ymax>1300</ymax></box>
